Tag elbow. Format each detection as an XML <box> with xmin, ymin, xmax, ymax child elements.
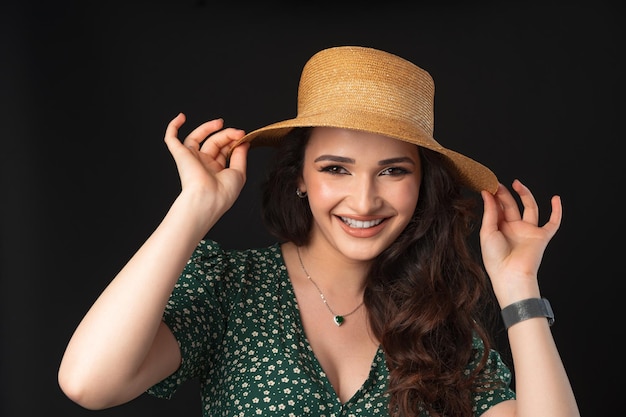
<box><xmin>57</xmin><ymin>363</ymin><xmax>114</xmax><ymax>410</ymax></box>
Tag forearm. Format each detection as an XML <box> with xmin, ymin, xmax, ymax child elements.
<box><xmin>507</xmin><ymin>317</ymin><xmax>579</xmax><ymax>417</ymax></box>
<box><xmin>58</xmin><ymin>189</ymin><xmax>224</xmax><ymax>407</ymax></box>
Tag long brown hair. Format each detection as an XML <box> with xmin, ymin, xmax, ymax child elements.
<box><xmin>261</xmin><ymin>128</ymin><xmax>502</xmax><ymax>416</ymax></box>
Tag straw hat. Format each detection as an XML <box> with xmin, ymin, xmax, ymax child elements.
<box><xmin>231</xmin><ymin>45</ymin><xmax>498</xmax><ymax>193</ymax></box>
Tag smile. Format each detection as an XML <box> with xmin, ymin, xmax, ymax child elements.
<box><xmin>339</xmin><ymin>217</ymin><xmax>384</xmax><ymax>229</ymax></box>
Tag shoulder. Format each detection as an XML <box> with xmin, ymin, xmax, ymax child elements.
<box><xmin>193</xmin><ymin>239</ymin><xmax>282</xmax><ymax>261</ymax></box>
<box><xmin>188</xmin><ymin>239</ymin><xmax>285</xmax><ymax>278</ymax></box>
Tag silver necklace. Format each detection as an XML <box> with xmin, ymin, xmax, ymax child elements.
<box><xmin>296</xmin><ymin>246</ymin><xmax>364</xmax><ymax>327</ymax></box>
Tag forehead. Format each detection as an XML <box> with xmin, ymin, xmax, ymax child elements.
<box><xmin>306</xmin><ymin>127</ymin><xmax>419</xmax><ymax>158</ymax></box>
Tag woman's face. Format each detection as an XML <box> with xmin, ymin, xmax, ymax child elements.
<box><xmin>299</xmin><ymin>127</ymin><xmax>422</xmax><ymax>261</ymax></box>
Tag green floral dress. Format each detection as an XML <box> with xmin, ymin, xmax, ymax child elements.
<box><xmin>147</xmin><ymin>240</ymin><xmax>515</xmax><ymax>416</ymax></box>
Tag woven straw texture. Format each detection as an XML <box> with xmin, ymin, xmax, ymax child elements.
<box><xmin>232</xmin><ymin>46</ymin><xmax>498</xmax><ymax>193</ymax></box>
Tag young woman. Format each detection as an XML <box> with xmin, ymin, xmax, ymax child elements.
<box><xmin>58</xmin><ymin>46</ymin><xmax>580</xmax><ymax>416</ymax></box>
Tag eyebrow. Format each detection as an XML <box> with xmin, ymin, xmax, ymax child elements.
<box><xmin>313</xmin><ymin>155</ymin><xmax>416</xmax><ymax>166</ymax></box>
<box><xmin>378</xmin><ymin>157</ymin><xmax>416</xmax><ymax>166</ymax></box>
<box><xmin>314</xmin><ymin>155</ymin><xmax>355</xmax><ymax>163</ymax></box>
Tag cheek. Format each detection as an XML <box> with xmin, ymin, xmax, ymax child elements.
<box><xmin>390</xmin><ymin>181</ymin><xmax>421</xmax><ymax>214</ymax></box>
<box><xmin>307</xmin><ymin>182</ymin><xmax>344</xmax><ymax>212</ymax></box>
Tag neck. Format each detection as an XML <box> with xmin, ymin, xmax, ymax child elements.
<box><xmin>293</xmin><ymin>243</ymin><xmax>368</xmax><ymax>296</ymax></box>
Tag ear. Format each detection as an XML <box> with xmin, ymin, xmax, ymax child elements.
<box><xmin>297</xmin><ymin>177</ymin><xmax>306</xmax><ymax>194</ymax></box>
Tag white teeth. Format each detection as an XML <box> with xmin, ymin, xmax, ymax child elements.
<box><xmin>340</xmin><ymin>217</ymin><xmax>383</xmax><ymax>228</ymax></box>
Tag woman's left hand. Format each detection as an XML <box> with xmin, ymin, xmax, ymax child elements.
<box><xmin>479</xmin><ymin>179</ymin><xmax>562</xmax><ymax>307</ymax></box>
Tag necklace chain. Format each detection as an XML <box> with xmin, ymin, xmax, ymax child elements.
<box><xmin>296</xmin><ymin>246</ymin><xmax>364</xmax><ymax>327</ymax></box>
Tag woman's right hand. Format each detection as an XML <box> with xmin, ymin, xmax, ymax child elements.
<box><xmin>164</xmin><ymin>113</ymin><xmax>249</xmax><ymax>213</ymax></box>
<box><xmin>58</xmin><ymin>114</ymin><xmax>250</xmax><ymax>409</ymax></box>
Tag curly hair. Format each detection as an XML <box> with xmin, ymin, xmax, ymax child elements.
<box><xmin>261</xmin><ymin>127</ymin><xmax>502</xmax><ymax>417</ymax></box>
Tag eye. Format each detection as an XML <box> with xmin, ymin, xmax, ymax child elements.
<box><xmin>319</xmin><ymin>165</ymin><xmax>349</xmax><ymax>175</ymax></box>
<box><xmin>380</xmin><ymin>167</ymin><xmax>411</xmax><ymax>176</ymax></box>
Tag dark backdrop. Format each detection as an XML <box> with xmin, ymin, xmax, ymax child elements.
<box><xmin>2</xmin><ymin>2</ymin><xmax>621</xmax><ymax>416</ymax></box>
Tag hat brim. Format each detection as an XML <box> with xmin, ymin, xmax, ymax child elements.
<box><xmin>231</xmin><ymin>111</ymin><xmax>498</xmax><ymax>194</ymax></box>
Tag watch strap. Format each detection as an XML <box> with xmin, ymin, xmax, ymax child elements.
<box><xmin>501</xmin><ymin>297</ymin><xmax>555</xmax><ymax>329</ymax></box>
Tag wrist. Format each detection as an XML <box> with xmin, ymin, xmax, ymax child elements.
<box><xmin>493</xmin><ymin>281</ymin><xmax>541</xmax><ymax>308</ymax></box>
<box><xmin>170</xmin><ymin>191</ymin><xmax>224</xmax><ymax>236</ymax></box>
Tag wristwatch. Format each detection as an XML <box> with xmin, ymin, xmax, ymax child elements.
<box><xmin>501</xmin><ymin>297</ymin><xmax>555</xmax><ymax>329</ymax></box>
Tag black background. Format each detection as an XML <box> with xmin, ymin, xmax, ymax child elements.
<box><xmin>2</xmin><ymin>1</ymin><xmax>622</xmax><ymax>416</ymax></box>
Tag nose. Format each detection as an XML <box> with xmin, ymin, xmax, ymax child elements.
<box><xmin>350</xmin><ymin>176</ymin><xmax>383</xmax><ymax>213</ymax></box>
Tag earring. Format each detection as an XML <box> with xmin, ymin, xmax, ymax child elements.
<box><xmin>296</xmin><ymin>189</ymin><xmax>307</xmax><ymax>198</ymax></box>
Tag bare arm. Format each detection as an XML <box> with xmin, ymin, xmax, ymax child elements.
<box><xmin>479</xmin><ymin>180</ymin><xmax>579</xmax><ymax>417</ymax></box>
<box><xmin>58</xmin><ymin>114</ymin><xmax>249</xmax><ymax>409</ymax></box>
